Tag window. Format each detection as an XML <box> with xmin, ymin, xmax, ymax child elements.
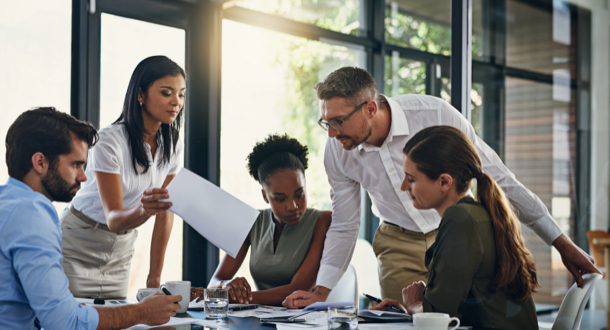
<box><xmin>236</xmin><ymin>0</ymin><xmax>365</xmax><ymax>36</ymax></box>
<box><xmin>385</xmin><ymin>0</ymin><xmax>451</xmax><ymax>55</ymax></box>
<box><xmin>220</xmin><ymin>19</ymin><xmax>365</xmax><ymax>281</ymax></box>
<box><xmin>0</xmin><ymin>0</ymin><xmax>72</xmax><ymax>214</ymax></box>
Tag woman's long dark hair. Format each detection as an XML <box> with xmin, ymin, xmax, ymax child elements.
<box><xmin>403</xmin><ymin>125</ymin><xmax>539</xmax><ymax>302</ymax></box>
<box><xmin>114</xmin><ymin>55</ymin><xmax>185</xmax><ymax>174</ymax></box>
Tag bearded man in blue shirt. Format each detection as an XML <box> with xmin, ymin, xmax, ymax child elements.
<box><xmin>0</xmin><ymin>107</ymin><xmax>182</xmax><ymax>330</ymax></box>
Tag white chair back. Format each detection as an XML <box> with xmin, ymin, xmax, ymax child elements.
<box><xmin>326</xmin><ymin>264</ymin><xmax>358</xmax><ymax>304</ymax></box>
<box><xmin>551</xmin><ymin>273</ymin><xmax>602</xmax><ymax>330</ymax></box>
<box><xmin>351</xmin><ymin>238</ymin><xmax>381</xmax><ymax>298</ymax></box>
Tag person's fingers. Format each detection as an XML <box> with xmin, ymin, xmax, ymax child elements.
<box><xmin>282</xmin><ymin>290</ymin><xmax>316</xmax><ymax>309</ymax></box>
<box><xmin>142</xmin><ymin>192</ymin><xmax>170</xmax><ymax>202</ymax></box>
<box><xmin>227</xmin><ymin>285</ymin><xmax>237</xmax><ymax>301</ymax></box>
<box><xmin>143</xmin><ymin>188</ymin><xmax>169</xmax><ymax>196</ymax></box>
<box><xmin>234</xmin><ymin>283</ymin><xmax>247</xmax><ymax>303</ymax></box>
<box><xmin>282</xmin><ymin>295</ymin><xmax>297</xmax><ymax>309</ymax></box>
<box><xmin>170</xmin><ymin>294</ymin><xmax>183</xmax><ymax>304</ymax></box>
<box><xmin>243</xmin><ymin>279</ymin><xmax>253</xmax><ymax>301</ymax></box>
<box><xmin>568</xmin><ymin>265</ymin><xmax>584</xmax><ymax>288</ymax></box>
<box><xmin>375</xmin><ymin>298</ymin><xmax>400</xmax><ymax>310</ymax></box>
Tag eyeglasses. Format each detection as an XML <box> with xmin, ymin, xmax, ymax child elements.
<box><xmin>318</xmin><ymin>101</ymin><xmax>368</xmax><ymax>132</ymax></box>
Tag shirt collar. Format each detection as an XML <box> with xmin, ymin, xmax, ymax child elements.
<box><xmin>358</xmin><ymin>95</ymin><xmax>410</xmax><ymax>152</ymax></box>
<box><xmin>7</xmin><ymin>177</ymin><xmax>34</xmax><ymax>192</ymax></box>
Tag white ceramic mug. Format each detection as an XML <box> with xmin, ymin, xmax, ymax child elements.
<box><xmin>413</xmin><ymin>312</ymin><xmax>460</xmax><ymax>330</ymax></box>
<box><xmin>136</xmin><ymin>288</ymin><xmax>159</xmax><ymax>302</ymax></box>
<box><xmin>160</xmin><ymin>280</ymin><xmax>191</xmax><ymax>313</ymax></box>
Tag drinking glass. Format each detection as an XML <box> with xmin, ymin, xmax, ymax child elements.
<box><xmin>327</xmin><ymin>304</ymin><xmax>358</xmax><ymax>330</ymax></box>
<box><xmin>204</xmin><ymin>288</ymin><xmax>229</xmax><ymax>319</ymax></box>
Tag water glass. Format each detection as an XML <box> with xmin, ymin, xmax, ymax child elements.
<box><xmin>327</xmin><ymin>304</ymin><xmax>358</xmax><ymax>330</ymax></box>
<box><xmin>204</xmin><ymin>288</ymin><xmax>229</xmax><ymax>319</ymax></box>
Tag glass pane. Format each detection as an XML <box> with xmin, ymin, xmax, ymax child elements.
<box><xmin>441</xmin><ymin>77</ymin><xmax>451</xmax><ymax>103</ymax></box>
<box><xmin>100</xmin><ymin>14</ymin><xmax>186</xmax><ymax>128</ymax></box>
<box><xmin>385</xmin><ymin>0</ymin><xmax>451</xmax><ymax>56</ymax></box>
<box><xmin>505</xmin><ymin>76</ymin><xmax>575</xmax><ymax>305</ymax></box>
<box><xmin>0</xmin><ymin>0</ymin><xmax>72</xmax><ymax>214</ymax></box>
<box><xmin>233</xmin><ymin>0</ymin><xmax>364</xmax><ymax>36</ymax></box>
<box><xmin>220</xmin><ymin>19</ymin><xmax>365</xmax><ymax>281</ymax></box>
<box><xmin>471</xmin><ymin>83</ymin><xmax>483</xmax><ymax>136</ymax></box>
<box><xmin>99</xmin><ymin>13</ymin><xmax>186</xmax><ymax>297</ymax></box>
<box><xmin>384</xmin><ymin>53</ymin><xmax>426</xmax><ymax>97</ymax></box>
<box><xmin>472</xmin><ymin>0</ymin><xmax>488</xmax><ymax>61</ymax></box>
<box><xmin>506</xmin><ymin>0</ymin><xmax>575</xmax><ymax>78</ymax></box>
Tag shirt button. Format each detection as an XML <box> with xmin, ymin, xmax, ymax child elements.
<box><xmin>420</xmin><ymin>223</ymin><xmax>425</xmax><ymax>226</ymax></box>
<box><xmin>397</xmin><ymin>189</ymin><xmax>401</xmax><ymax>193</ymax></box>
<box><xmin>389</xmin><ymin>168</ymin><xmax>394</xmax><ymax>173</ymax></box>
<box><xmin>409</xmin><ymin>206</ymin><xmax>413</xmax><ymax>210</ymax></box>
<box><xmin>381</xmin><ymin>146</ymin><xmax>386</xmax><ymax>151</ymax></box>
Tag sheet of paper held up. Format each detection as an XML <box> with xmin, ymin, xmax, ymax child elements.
<box><xmin>163</xmin><ymin>168</ymin><xmax>259</xmax><ymax>257</ymax></box>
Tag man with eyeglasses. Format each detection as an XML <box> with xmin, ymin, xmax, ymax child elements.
<box><xmin>282</xmin><ymin>66</ymin><xmax>600</xmax><ymax>308</ymax></box>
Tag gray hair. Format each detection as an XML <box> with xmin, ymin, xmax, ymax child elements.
<box><xmin>315</xmin><ymin>67</ymin><xmax>380</xmax><ymax>106</ymax></box>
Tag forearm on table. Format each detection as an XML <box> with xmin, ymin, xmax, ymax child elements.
<box><xmin>251</xmin><ymin>282</ymin><xmax>316</xmax><ymax>306</ymax></box>
<box><xmin>106</xmin><ymin>205</ymin><xmax>151</xmax><ymax>233</ymax></box>
<box><xmin>149</xmin><ymin>212</ymin><xmax>174</xmax><ymax>277</ymax></box>
<box><xmin>95</xmin><ymin>305</ymin><xmax>142</xmax><ymax>330</ymax></box>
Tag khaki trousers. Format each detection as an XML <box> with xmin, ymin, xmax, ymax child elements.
<box><xmin>372</xmin><ymin>222</ymin><xmax>437</xmax><ymax>302</ymax></box>
<box><xmin>60</xmin><ymin>207</ymin><xmax>137</xmax><ymax>299</ymax></box>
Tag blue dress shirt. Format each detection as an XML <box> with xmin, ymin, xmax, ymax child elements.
<box><xmin>0</xmin><ymin>178</ymin><xmax>99</xmax><ymax>330</ymax></box>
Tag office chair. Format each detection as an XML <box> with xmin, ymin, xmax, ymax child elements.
<box><xmin>551</xmin><ymin>273</ymin><xmax>602</xmax><ymax>330</ymax></box>
<box><xmin>326</xmin><ymin>264</ymin><xmax>358</xmax><ymax>304</ymax></box>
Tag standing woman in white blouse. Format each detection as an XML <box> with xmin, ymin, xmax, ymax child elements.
<box><xmin>60</xmin><ymin>55</ymin><xmax>186</xmax><ymax>299</ymax></box>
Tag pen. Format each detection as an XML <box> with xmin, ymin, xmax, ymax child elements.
<box><xmin>362</xmin><ymin>293</ymin><xmax>405</xmax><ymax>314</ymax></box>
<box><xmin>161</xmin><ymin>287</ymin><xmax>180</xmax><ymax>304</ymax></box>
<box><xmin>230</xmin><ymin>304</ymin><xmax>260</xmax><ymax>311</ymax></box>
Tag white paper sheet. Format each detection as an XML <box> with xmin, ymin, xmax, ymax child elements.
<box><xmin>126</xmin><ymin>317</ymin><xmax>201</xmax><ymax>329</ymax></box>
<box><xmin>163</xmin><ymin>168</ymin><xmax>259</xmax><ymax>257</ymax></box>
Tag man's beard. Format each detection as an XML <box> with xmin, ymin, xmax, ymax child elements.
<box><xmin>41</xmin><ymin>163</ymin><xmax>80</xmax><ymax>202</ymax></box>
<box><xmin>337</xmin><ymin>126</ymin><xmax>372</xmax><ymax>150</ymax></box>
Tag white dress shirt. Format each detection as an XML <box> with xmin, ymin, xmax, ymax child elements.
<box><xmin>317</xmin><ymin>94</ymin><xmax>563</xmax><ymax>289</ymax></box>
<box><xmin>70</xmin><ymin>124</ymin><xmax>183</xmax><ymax>224</ymax></box>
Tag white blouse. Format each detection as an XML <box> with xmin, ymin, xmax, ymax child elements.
<box><xmin>70</xmin><ymin>124</ymin><xmax>183</xmax><ymax>224</ymax></box>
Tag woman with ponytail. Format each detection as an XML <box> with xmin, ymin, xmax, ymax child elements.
<box><xmin>372</xmin><ymin>125</ymin><xmax>539</xmax><ymax>329</ymax></box>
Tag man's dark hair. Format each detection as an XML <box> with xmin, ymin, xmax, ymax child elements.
<box><xmin>6</xmin><ymin>107</ymin><xmax>98</xmax><ymax>180</ymax></box>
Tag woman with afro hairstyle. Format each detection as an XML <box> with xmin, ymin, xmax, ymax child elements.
<box><xmin>203</xmin><ymin>134</ymin><xmax>331</xmax><ymax>306</ymax></box>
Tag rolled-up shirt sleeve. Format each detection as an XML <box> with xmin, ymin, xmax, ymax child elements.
<box><xmin>316</xmin><ymin>139</ymin><xmax>362</xmax><ymax>289</ymax></box>
<box><xmin>1</xmin><ymin>199</ymin><xmax>99</xmax><ymax>330</ymax></box>
<box><xmin>440</xmin><ymin>101</ymin><xmax>563</xmax><ymax>245</ymax></box>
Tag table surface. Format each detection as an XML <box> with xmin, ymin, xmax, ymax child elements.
<box><xmin>176</xmin><ymin>311</ymin><xmax>282</xmax><ymax>329</ymax></box>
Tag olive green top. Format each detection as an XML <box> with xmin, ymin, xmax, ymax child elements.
<box><xmin>423</xmin><ymin>197</ymin><xmax>538</xmax><ymax>330</ymax></box>
<box><xmin>249</xmin><ymin>208</ymin><xmax>320</xmax><ymax>291</ymax></box>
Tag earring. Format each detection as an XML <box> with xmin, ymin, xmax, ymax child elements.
<box><xmin>139</xmin><ymin>101</ymin><xmax>143</xmax><ymax>107</ymax></box>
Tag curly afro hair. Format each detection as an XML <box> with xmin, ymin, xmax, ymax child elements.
<box><xmin>246</xmin><ymin>134</ymin><xmax>309</xmax><ymax>185</ymax></box>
